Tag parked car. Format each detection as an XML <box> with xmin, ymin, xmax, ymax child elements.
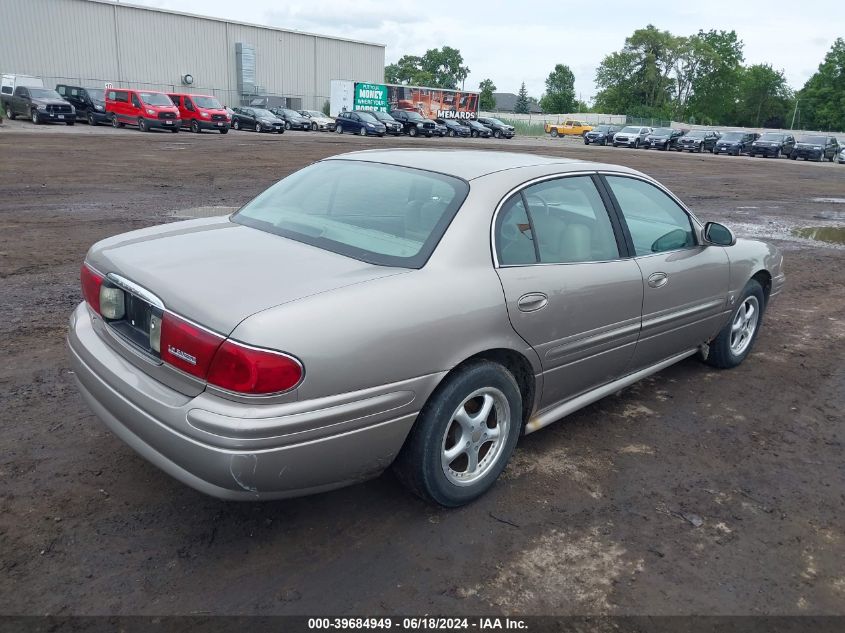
<box><xmin>790</xmin><ymin>135</ymin><xmax>840</xmax><ymax>162</ymax></box>
<box><xmin>584</xmin><ymin>124</ymin><xmax>621</xmax><ymax>145</ymax></box>
<box><xmin>477</xmin><ymin>117</ymin><xmax>515</xmax><ymax>139</ymax></box>
<box><xmin>838</xmin><ymin>148</ymin><xmax>845</xmax><ymax>164</ymax></box>
<box><xmin>714</xmin><ymin>131</ymin><xmax>759</xmax><ymax>156</ymax></box>
<box><xmin>463</xmin><ymin>119</ymin><xmax>492</xmax><ymax>138</ymax></box>
<box><xmin>56</xmin><ymin>84</ymin><xmax>108</xmax><ymax>126</ymax></box>
<box><xmin>270</xmin><ymin>108</ymin><xmax>312</xmax><ymax>131</ymax></box>
<box><xmin>643</xmin><ymin>127</ymin><xmax>685</xmax><ymax>150</ymax></box>
<box><xmin>299</xmin><ymin>110</ymin><xmax>336</xmax><ymax>131</ymax></box>
<box><xmin>361</xmin><ymin>110</ymin><xmax>403</xmax><ymax>135</ymax></box>
<box><xmin>167</xmin><ymin>93</ymin><xmax>230</xmax><ymax>134</ymax></box>
<box><xmin>437</xmin><ymin>118</ymin><xmax>471</xmax><ymax>137</ymax></box>
<box><xmin>544</xmin><ymin>119</ymin><xmax>593</xmax><ymax>137</ymax></box>
<box><xmin>430</xmin><ymin>119</ymin><xmax>447</xmax><ymax>137</ymax></box>
<box><xmin>70</xmin><ymin>149</ymin><xmax>784</xmax><ymax>506</ymax></box>
<box><xmin>677</xmin><ymin>129</ymin><xmax>719</xmax><ymax>153</ymax></box>
<box><xmin>749</xmin><ymin>132</ymin><xmax>795</xmax><ymax>158</ymax></box>
<box><xmin>106</xmin><ymin>89</ymin><xmax>179</xmax><ymax>132</ymax></box>
<box><xmin>335</xmin><ymin>110</ymin><xmax>386</xmax><ymax>136</ymax></box>
<box><xmin>612</xmin><ymin>126</ymin><xmax>651</xmax><ymax>148</ymax></box>
<box><xmin>3</xmin><ymin>86</ymin><xmax>75</xmax><ymax>125</ymax></box>
<box><xmin>230</xmin><ymin>107</ymin><xmax>284</xmax><ymax>133</ymax></box>
<box><xmin>390</xmin><ymin>109</ymin><xmax>436</xmax><ymax>137</ymax></box>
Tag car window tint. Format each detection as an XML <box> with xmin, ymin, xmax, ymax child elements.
<box><xmin>523</xmin><ymin>176</ymin><xmax>620</xmax><ymax>263</ymax></box>
<box><xmin>606</xmin><ymin>176</ymin><xmax>696</xmax><ymax>255</ymax></box>
<box><xmin>496</xmin><ymin>195</ymin><xmax>536</xmax><ymax>266</ymax></box>
<box><xmin>233</xmin><ymin>160</ymin><xmax>469</xmax><ymax>268</ymax></box>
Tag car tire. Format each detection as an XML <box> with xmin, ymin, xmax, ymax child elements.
<box><xmin>613</xmin><ymin>143</ymin><xmax>619</xmax><ymax>148</ymax></box>
<box><xmin>87</xmin><ymin>112</ymin><xmax>96</xmax><ymax>126</ymax></box>
<box><xmin>5</xmin><ymin>106</ymin><xmax>14</xmax><ymax>120</ymax></box>
<box><xmin>409</xmin><ymin>127</ymin><xmax>418</xmax><ymax>137</ymax></box>
<box><xmin>393</xmin><ymin>360</ymin><xmax>523</xmax><ymax>507</ymax></box>
<box><xmin>448</xmin><ymin>130</ymin><xmax>455</xmax><ymax>137</ymax></box>
<box><xmin>584</xmin><ymin>139</ymin><xmax>589</xmax><ymax>145</ymax></box>
<box><xmin>171</xmin><ymin>127</ymin><xmax>179</xmax><ymax>133</ymax></box>
<box><xmin>138</xmin><ymin>118</ymin><xmax>148</xmax><ymax>132</ymax></box>
<box><xmin>66</xmin><ymin>121</ymin><xmax>74</xmax><ymax>126</ymax></box>
<box><xmin>471</xmin><ymin>130</ymin><xmax>478</xmax><ymax>138</ymax></box>
<box><xmin>336</xmin><ymin>124</ymin><xmax>343</xmax><ymax>134</ymax></box>
<box><xmin>232</xmin><ymin>120</ymin><xmax>240</xmax><ymax>130</ymax></box>
<box><xmin>111</xmin><ymin>114</ymin><xmax>123</xmax><ymax>128</ymax></box>
<box><xmin>220</xmin><ymin>128</ymin><xmax>228</xmax><ymax>134</ymax></box>
<box><xmin>311</xmin><ymin>122</ymin><xmax>318</xmax><ymax>131</ymax></box>
<box><xmin>31</xmin><ymin>110</ymin><xmax>40</xmax><ymax>124</ymax></box>
<box><xmin>494</xmin><ymin>130</ymin><xmax>502</xmax><ymax>139</ymax></box>
<box><xmin>706</xmin><ymin>280</ymin><xmax>765</xmax><ymax>369</ymax></box>
<box><xmin>550</xmin><ymin>129</ymin><xmax>558</xmax><ymax>138</ymax></box>
<box><xmin>255</xmin><ymin>123</ymin><xmax>262</xmax><ymax>133</ymax></box>
<box><xmin>190</xmin><ymin>120</ymin><xmax>200</xmax><ymax>133</ymax></box>
<box><xmin>359</xmin><ymin>127</ymin><xmax>367</xmax><ymax>136</ymax></box>
<box><xmin>775</xmin><ymin>149</ymin><xmax>781</xmax><ymax>158</ymax></box>
<box><xmin>284</xmin><ymin>121</ymin><xmax>291</xmax><ymax>130</ymax></box>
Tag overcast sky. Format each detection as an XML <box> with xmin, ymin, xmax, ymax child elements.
<box><xmin>129</xmin><ymin>0</ymin><xmax>842</xmax><ymax>101</ymax></box>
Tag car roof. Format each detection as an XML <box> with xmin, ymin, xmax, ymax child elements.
<box><xmin>324</xmin><ymin>149</ymin><xmax>641</xmax><ymax>181</ymax></box>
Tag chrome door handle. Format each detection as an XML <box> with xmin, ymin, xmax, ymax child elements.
<box><xmin>648</xmin><ymin>272</ymin><xmax>669</xmax><ymax>288</ymax></box>
<box><xmin>517</xmin><ymin>292</ymin><xmax>548</xmax><ymax>312</ymax></box>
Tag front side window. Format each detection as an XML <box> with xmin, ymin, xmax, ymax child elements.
<box><xmin>233</xmin><ymin>160</ymin><xmax>469</xmax><ymax>268</ymax></box>
<box><xmin>496</xmin><ymin>176</ymin><xmax>621</xmax><ymax>266</ymax></box>
<box><xmin>605</xmin><ymin>176</ymin><xmax>696</xmax><ymax>256</ymax></box>
<box><xmin>131</xmin><ymin>93</ymin><xmax>141</xmax><ymax>108</ymax></box>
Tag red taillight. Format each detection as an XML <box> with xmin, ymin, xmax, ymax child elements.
<box><xmin>159</xmin><ymin>312</ymin><xmax>225</xmax><ymax>379</ymax></box>
<box><xmin>207</xmin><ymin>340</ymin><xmax>303</xmax><ymax>395</ymax></box>
<box><xmin>81</xmin><ymin>263</ymin><xmax>104</xmax><ymax>314</ymax></box>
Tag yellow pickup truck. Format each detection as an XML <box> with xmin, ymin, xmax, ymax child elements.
<box><xmin>544</xmin><ymin>119</ymin><xmax>593</xmax><ymax>137</ymax></box>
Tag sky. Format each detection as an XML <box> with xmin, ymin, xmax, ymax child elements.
<box><xmin>127</xmin><ymin>0</ymin><xmax>843</xmax><ymax>102</ymax></box>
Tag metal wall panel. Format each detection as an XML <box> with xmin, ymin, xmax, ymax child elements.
<box><xmin>0</xmin><ymin>0</ymin><xmax>384</xmax><ymax>108</ymax></box>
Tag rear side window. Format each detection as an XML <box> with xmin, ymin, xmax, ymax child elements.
<box><xmin>605</xmin><ymin>176</ymin><xmax>696</xmax><ymax>255</ymax></box>
<box><xmin>233</xmin><ymin>160</ymin><xmax>469</xmax><ymax>268</ymax></box>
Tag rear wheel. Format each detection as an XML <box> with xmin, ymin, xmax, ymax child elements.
<box><xmin>393</xmin><ymin>361</ymin><xmax>522</xmax><ymax>506</ymax></box>
<box><xmin>111</xmin><ymin>114</ymin><xmax>124</xmax><ymax>128</ymax></box>
<box><xmin>471</xmin><ymin>130</ymin><xmax>478</xmax><ymax>138</ymax></box>
<box><xmin>220</xmin><ymin>127</ymin><xmax>228</xmax><ymax>134</ymax></box>
<box><xmin>706</xmin><ymin>280</ymin><xmax>765</xmax><ymax>369</ymax></box>
<box><xmin>5</xmin><ymin>105</ymin><xmax>14</xmax><ymax>120</ymax></box>
<box><xmin>66</xmin><ymin>121</ymin><xmax>74</xmax><ymax>126</ymax></box>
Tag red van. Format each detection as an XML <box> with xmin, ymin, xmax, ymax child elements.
<box><xmin>106</xmin><ymin>89</ymin><xmax>181</xmax><ymax>132</ymax></box>
<box><xmin>168</xmin><ymin>93</ymin><xmax>230</xmax><ymax>134</ymax></box>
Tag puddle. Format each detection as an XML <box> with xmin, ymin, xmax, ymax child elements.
<box><xmin>812</xmin><ymin>198</ymin><xmax>845</xmax><ymax>204</ymax></box>
<box><xmin>791</xmin><ymin>226</ymin><xmax>845</xmax><ymax>245</ymax></box>
<box><xmin>813</xmin><ymin>210</ymin><xmax>845</xmax><ymax>221</ymax></box>
<box><xmin>170</xmin><ymin>206</ymin><xmax>238</xmax><ymax>219</ymax></box>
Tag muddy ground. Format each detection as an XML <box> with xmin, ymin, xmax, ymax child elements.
<box><xmin>0</xmin><ymin>123</ymin><xmax>843</xmax><ymax>617</ymax></box>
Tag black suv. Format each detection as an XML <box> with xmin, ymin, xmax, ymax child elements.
<box><xmin>56</xmin><ymin>84</ymin><xmax>108</xmax><ymax>125</ymax></box>
<box><xmin>584</xmin><ymin>125</ymin><xmax>620</xmax><ymax>145</ymax></box>
<box><xmin>749</xmin><ymin>132</ymin><xmax>795</xmax><ymax>158</ymax></box>
<box><xmin>643</xmin><ymin>127</ymin><xmax>685</xmax><ymax>150</ymax></box>
<box><xmin>791</xmin><ymin>135</ymin><xmax>840</xmax><ymax>162</ymax></box>
<box><xmin>477</xmin><ymin>117</ymin><xmax>515</xmax><ymax>139</ymax></box>
<box><xmin>3</xmin><ymin>86</ymin><xmax>75</xmax><ymax>125</ymax></box>
<box><xmin>463</xmin><ymin>119</ymin><xmax>492</xmax><ymax>138</ymax></box>
<box><xmin>389</xmin><ymin>110</ymin><xmax>436</xmax><ymax>137</ymax></box>
<box><xmin>677</xmin><ymin>129</ymin><xmax>720</xmax><ymax>152</ymax></box>
<box><xmin>714</xmin><ymin>131</ymin><xmax>759</xmax><ymax>156</ymax></box>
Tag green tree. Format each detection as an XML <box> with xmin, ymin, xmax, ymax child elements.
<box><xmin>479</xmin><ymin>78</ymin><xmax>497</xmax><ymax>111</ymax></box>
<box><xmin>539</xmin><ymin>64</ymin><xmax>576</xmax><ymax>113</ymax></box>
<box><xmin>735</xmin><ymin>64</ymin><xmax>794</xmax><ymax>128</ymax></box>
<box><xmin>594</xmin><ymin>50</ymin><xmax>640</xmax><ymax>113</ymax></box>
<box><xmin>684</xmin><ymin>30</ymin><xmax>744</xmax><ymax>124</ymax></box>
<box><xmin>798</xmin><ymin>38</ymin><xmax>845</xmax><ymax>131</ymax></box>
<box><xmin>384</xmin><ymin>47</ymin><xmax>469</xmax><ymax>89</ymax></box>
<box><xmin>514</xmin><ymin>82</ymin><xmax>530</xmax><ymax>113</ymax></box>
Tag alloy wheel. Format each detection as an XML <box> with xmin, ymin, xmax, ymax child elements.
<box><xmin>730</xmin><ymin>296</ymin><xmax>759</xmax><ymax>356</ymax></box>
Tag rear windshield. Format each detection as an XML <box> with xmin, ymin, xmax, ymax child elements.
<box><xmin>139</xmin><ymin>92</ymin><xmax>173</xmax><ymax>106</ymax></box>
<box><xmin>233</xmin><ymin>160</ymin><xmax>469</xmax><ymax>268</ymax></box>
<box><xmin>194</xmin><ymin>96</ymin><xmax>222</xmax><ymax>109</ymax></box>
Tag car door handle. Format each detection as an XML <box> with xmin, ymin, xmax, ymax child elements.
<box><xmin>648</xmin><ymin>272</ymin><xmax>669</xmax><ymax>288</ymax></box>
<box><xmin>517</xmin><ymin>292</ymin><xmax>548</xmax><ymax>312</ymax></box>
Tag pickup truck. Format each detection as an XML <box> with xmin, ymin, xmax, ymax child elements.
<box><xmin>544</xmin><ymin>119</ymin><xmax>593</xmax><ymax>137</ymax></box>
<box><xmin>2</xmin><ymin>86</ymin><xmax>75</xmax><ymax>125</ymax></box>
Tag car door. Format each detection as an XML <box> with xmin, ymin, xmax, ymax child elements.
<box><xmin>494</xmin><ymin>174</ymin><xmax>644</xmax><ymax>408</ymax></box>
<box><xmin>603</xmin><ymin>174</ymin><xmax>730</xmax><ymax>370</ymax></box>
<box><xmin>13</xmin><ymin>86</ymin><xmax>28</xmax><ymax>115</ymax></box>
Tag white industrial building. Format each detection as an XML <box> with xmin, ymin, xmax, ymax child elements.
<box><xmin>0</xmin><ymin>0</ymin><xmax>386</xmax><ymax>110</ymax></box>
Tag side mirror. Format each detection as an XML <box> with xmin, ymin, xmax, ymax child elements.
<box><xmin>703</xmin><ymin>222</ymin><xmax>736</xmax><ymax>247</ymax></box>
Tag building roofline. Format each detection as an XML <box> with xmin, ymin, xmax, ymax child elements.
<box><xmin>81</xmin><ymin>0</ymin><xmax>387</xmax><ymax>48</ymax></box>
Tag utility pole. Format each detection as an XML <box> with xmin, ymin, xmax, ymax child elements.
<box><xmin>790</xmin><ymin>99</ymin><xmax>799</xmax><ymax>130</ymax></box>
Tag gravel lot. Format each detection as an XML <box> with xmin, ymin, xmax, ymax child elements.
<box><xmin>0</xmin><ymin>120</ymin><xmax>843</xmax><ymax>616</ymax></box>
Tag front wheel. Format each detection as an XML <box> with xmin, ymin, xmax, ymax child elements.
<box><xmin>285</xmin><ymin>121</ymin><xmax>291</xmax><ymax>130</ymax></box>
<box><xmin>409</xmin><ymin>127</ymin><xmax>418</xmax><ymax>137</ymax></box>
<box><xmin>88</xmin><ymin>112</ymin><xmax>97</xmax><ymax>126</ymax></box>
<box><xmin>706</xmin><ymin>280</ymin><xmax>765</xmax><ymax>369</ymax></box>
<box><xmin>255</xmin><ymin>123</ymin><xmax>262</xmax><ymax>133</ymax></box>
<box><xmin>138</xmin><ymin>118</ymin><xmax>149</xmax><ymax>132</ymax></box>
<box><xmin>494</xmin><ymin>130</ymin><xmax>502</xmax><ymax>139</ymax></box>
<box><xmin>448</xmin><ymin>130</ymin><xmax>455</xmax><ymax>137</ymax></box>
<box><xmin>5</xmin><ymin>106</ymin><xmax>14</xmax><ymax>120</ymax></box>
<box><xmin>219</xmin><ymin>127</ymin><xmax>228</xmax><ymax>134</ymax></box>
<box><xmin>336</xmin><ymin>124</ymin><xmax>343</xmax><ymax>134</ymax></box>
<box><xmin>550</xmin><ymin>129</ymin><xmax>559</xmax><ymax>138</ymax></box>
<box><xmin>359</xmin><ymin>126</ymin><xmax>367</xmax><ymax>136</ymax></box>
<box><xmin>311</xmin><ymin>122</ymin><xmax>318</xmax><ymax>131</ymax></box>
<box><xmin>393</xmin><ymin>361</ymin><xmax>522</xmax><ymax>507</ymax></box>
<box><xmin>190</xmin><ymin>120</ymin><xmax>200</xmax><ymax>133</ymax></box>
<box><xmin>232</xmin><ymin>119</ymin><xmax>240</xmax><ymax>130</ymax></box>
<box><xmin>31</xmin><ymin>110</ymin><xmax>40</xmax><ymax>124</ymax></box>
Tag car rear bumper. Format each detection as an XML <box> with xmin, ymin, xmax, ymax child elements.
<box><xmin>67</xmin><ymin>303</ymin><xmax>437</xmax><ymax>500</ymax></box>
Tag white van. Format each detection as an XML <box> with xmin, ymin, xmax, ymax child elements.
<box><xmin>1</xmin><ymin>74</ymin><xmax>44</xmax><ymax>97</ymax></box>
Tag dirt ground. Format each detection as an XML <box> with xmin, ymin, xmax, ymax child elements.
<box><xmin>0</xmin><ymin>122</ymin><xmax>843</xmax><ymax>617</ymax></box>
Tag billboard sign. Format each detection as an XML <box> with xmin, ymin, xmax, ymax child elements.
<box><xmin>354</xmin><ymin>82</ymin><xmax>389</xmax><ymax>111</ymax></box>
<box><xmin>386</xmin><ymin>84</ymin><xmax>479</xmax><ymax>120</ymax></box>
